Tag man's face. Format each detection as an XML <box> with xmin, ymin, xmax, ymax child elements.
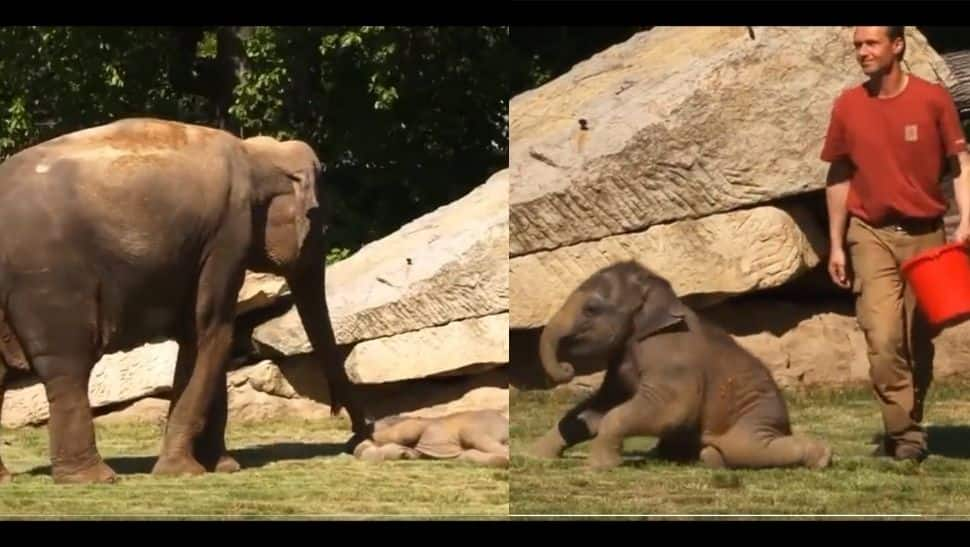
<box><xmin>853</xmin><ymin>26</ymin><xmax>902</xmax><ymax>76</ymax></box>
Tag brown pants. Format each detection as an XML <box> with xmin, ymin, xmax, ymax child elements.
<box><xmin>845</xmin><ymin>215</ymin><xmax>945</xmax><ymax>452</ymax></box>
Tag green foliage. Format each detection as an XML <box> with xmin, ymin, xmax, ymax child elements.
<box><xmin>0</xmin><ymin>26</ymin><xmax>509</xmax><ymax>255</ymax></box>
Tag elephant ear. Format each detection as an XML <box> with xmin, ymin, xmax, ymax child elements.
<box><xmin>287</xmin><ymin>164</ymin><xmax>320</xmax><ymax>250</ymax></box>
<box><xmin>632</xmin><ymin>277</ymin><xmax>689</xmax><ymax>340</ymax></box>
<box><xmin>246</xmin><ymin>137</ymin><xmax>323</xmax><ymax>250</ymax></box>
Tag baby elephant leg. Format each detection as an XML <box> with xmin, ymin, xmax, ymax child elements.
<box><xmin>530</xmin><ymin>383</ymin><xmax>626</xmax><ymax>459</ymax></box>
<box><xmin>699</xmin><ymin>445</ymin><xmax>726</xmax><ymax>469</ymax></box>
<box><xmin>714</xmin><ymin>427</ymin><xmax>833</xmax><ymax>470</ymax></box>
<box><xmin>353</xmin><ymin>439</ymin><xmax>384</xmax><ymax>462</ymax></box>
<box><xmin>372</xmin><ymin>417</ymin><xmax>429</xmax><ymax>447</ymax></box>
<box><xmin>354</xmin><ymin>440</ymin><xmax>421</xmax><ymax>462</ymax></box>
<box><xmin>458</xmin><ymin>449</ymin><xmax>509</xmax><ymax>468</ymax></box>
<box><xmin>464</xmin><ymin>429</ymin><xmax>509</xmax><ymax>459</ymax></box>
<box><xmin>378</xmin><ymin>443</ymin><xmax>422</xmax><ymax>460</ymax></box>
<box><xmin>587</xmin><ymin>391</ymin><xmax>691</xmax><ymax>471</ymax></box>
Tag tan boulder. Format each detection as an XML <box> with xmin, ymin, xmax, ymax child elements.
<box><xmin>92</xmin><ymin>358</ymin><xmax>508</xmax><ymax>425</ymax></box>
<box><xmin>510</xmin><ymin>204</ymin><xmax>825</xmax><ymax>329</ymax></box>
<box><xmin>344</xmin><ymin>313</ymin><xmax>508</xmax><ymax>384</ymax></box>
<box><xmin>510</xmin><ymin>26</ymin><xmax>952</xmax><ymax>256</ymax></box>
<box><xmin>2</xmin><ymin>341</ymin><xmax>178</xmax><ymax>428</ymax></box>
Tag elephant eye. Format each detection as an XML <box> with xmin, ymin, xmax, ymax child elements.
<box><xmin>582</xmin><ymin>301</ymin><xmax>601</xmax><ymax>317</ymax></box>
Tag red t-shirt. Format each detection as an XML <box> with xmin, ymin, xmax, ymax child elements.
<box><xmin>820</xmin><ymin>74</ymin><xmax>967</xmax><ymax>225</ymax></box>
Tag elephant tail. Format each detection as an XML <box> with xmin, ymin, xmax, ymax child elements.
<box><xmin>0</xmin><ymin>307</ymin><xmax>29</xmax><ymax>374</ymax></box>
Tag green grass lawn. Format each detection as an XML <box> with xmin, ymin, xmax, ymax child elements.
<box><xmin>510</xmin><ymin>375</ymin><xmax>970</xmax><ymax>518</ymax></box>
<box><xmin>0</xmin><ymin>415</ymin><xmax>508</xmax><ymax>519</ymax></box>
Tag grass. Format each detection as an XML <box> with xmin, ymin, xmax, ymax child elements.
<box><xmin>0</xmin><ymin>415</ymin><xmax>508</xmax><ymax>520</ymax></box>
<box><xmin>510</xmin><ymin>375</ymin><xmax>970</xmax><ymax>519</ymax></box>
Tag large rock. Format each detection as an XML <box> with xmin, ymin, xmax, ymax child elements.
<box><xmin>702</xmin><ymin>297</ymin><xmax>970</xmax><ymax>388</ymax></box>
<box><xmin>344</xmin><ymin>313</ymin><xmax>508</xmax><ymax>384</ymax></box>
<box><xmin>236</xmin><ymin>271</ymin><xmax>289</xmax><ymax>316</ymax></box>
<box><xmin>2</xmin><ymin>341</ymin><xmax>177</xmax><ymax>429</ymax></box>
<box><xmin>509</xmin><ymin>26</ymin><xmax>953</xmax><ymax>256</ymax></box>
<box><xmin>510</xmin><ymin>204</ymin><xmax>825</xmax><ymax>329</ymax></box>
<box><xmin>94</xmin><ymin>358</ymin><xmax>509</xmax><ymax>425</ymax></box>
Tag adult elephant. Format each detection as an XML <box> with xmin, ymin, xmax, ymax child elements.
<box><xmin>529</xmin><ymin>260</ymin><xmax>832</xmax><ymax>471</ymax></box>
<box><xmin>0</xmin><ymin>118</ymin><xmax>368</xmax><ymax>484</ymax></box>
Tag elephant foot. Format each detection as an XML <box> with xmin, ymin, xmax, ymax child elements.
<box><xmin>214</xmin><ymin>454</ymin><xmax>241</xmax><ymax>474</ymax></box>
<box><xmin>804</xmin><ymin>442</ymin><xmax>833</xmax><ymax>470</ymax></box>
<box><xmin>378</xmin><ymin>444</ymin><xmax>421</xmax><ymax>461</ymax></box>
<box><xmin>53</xmin><ymin>460</ymin><xmax>117</xmax><ymax>485</ymax></box>
<box><xmin>353</xmin><ymin>441</ymin><xmax>385</xmax><ymax>463</ymax></box>
<box><xmin>152</xmin><ymin>453</ymin><xmax>206</xmax><ymax>477</ymax></box>
<box><xmin>587</xmin><ymin>448</ymin><xmax>623</xmax><ymax>471</ymax></box>
<box><xmin>343</xmin><ymin>431</ymin><xmax>372</xmax><ymax>455</ymax></box>
<box><xmin>528</xmin><ymin>429</ymin><xmax>567</xmax><ymax>459</ymax></box>
<box><xmin>0</xmin><ymin>466</ymin><xmax>12</xmax><ymax>484</ymax></box>
<box><xmin>700</xmin><ymin>446</ymin><xmax>726</xmax><ymax>469</ymax></box>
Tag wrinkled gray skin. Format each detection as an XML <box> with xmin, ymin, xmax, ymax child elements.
<box><xmin>354</xmin><ymin>410</ymin><xmax>509</xmax><ymax>467</ymax></box>
<box><xmin>531</xmin><ymin>260</ymin><xmax>832</xmax><ymax>471</ymax></box>
<box><xmin>0</xmin><ymin>118</ymin><xmax>369</xmax><ymax>484</ymax></box>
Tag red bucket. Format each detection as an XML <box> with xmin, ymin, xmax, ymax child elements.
<box><xmin>901</xmin><ymin>242</ymin><xmax>970</xmax><ymax>326</ymax></box>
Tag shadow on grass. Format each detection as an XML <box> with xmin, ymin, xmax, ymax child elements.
<box><xmin>25</xmin><ymin>441</ymin><xmax>348</xmax><ymax>477</ymax></box>
<box><xmin>928</xmin><ymin>425</ymin><xmax>970</xmax><ymax>459</ymax></box>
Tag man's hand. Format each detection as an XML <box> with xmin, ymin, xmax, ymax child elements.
<box><xmin>828</xmin><ymin>246</ymin><xmax>851</xmax><ymax>289</ymax></box>
<box><xmin>953</xmin><ymin>219</ymin><xmax>970</xmax><ymax>246</ymax></box>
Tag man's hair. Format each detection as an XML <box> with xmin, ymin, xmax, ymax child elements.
<box><xmin>887</xmin><ymin>26</ymin><xmax>906</xmax><ymax>61</ymax></box>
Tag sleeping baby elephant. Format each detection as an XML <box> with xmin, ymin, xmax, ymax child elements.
<box><xmin>354</xmin><ymin>409</ymin><xmax>509</xmax><ymax>467</ymax></box>
<box><xmin>530</xmin><ymin>260</ymin><xmax>832</xmax><ymax>471</ymax></box>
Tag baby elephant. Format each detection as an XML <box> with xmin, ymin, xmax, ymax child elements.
<box><xmin>354</xmin><ymin>409</ymin><xmax>509</xmax><ymax>467</ymax></box>
<box><xmin>530</xmin><ymin>260</ymin><xmax>832</xmax><ymax>471</ymax></box>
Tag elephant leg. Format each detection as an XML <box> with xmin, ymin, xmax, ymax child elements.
<box><xmin>530</xmin><ymin>377</ymin><xmax>630</xmax><ymax>459</ymax></box>
<box><xmin>377</xmin><ymin>443</ymin><xmax>422</xmax><ymax>460</ymax></box>
<box><xmin>353</xmin><ymin>439</ymin><xmax>383</xmax><ymax>462</ymax></box>
<box><xmin>0</xmin><ymin>365</ymin><xmax>9</xmax><ymax>483</ymax></box>
<box><xmin>154</xmin><ymin>249</ymin><xmax>245</xmax><ymax>477</ymax></box>
<box><xmin>353</xmin><ymin>441</ymin><xmax>419</xmax><ymax>462</ymax></box>
<box><xmin>196</xmin><ymin>370</ymin><xmax>239</xmax><ymax>473</ymax></box>
<box><xmin>40</xmin><ymin>367</ymin><xmax>117</xmax><ymax>484</ymax></box>
<box><xmin>457</xmin><ymin>449</ymin><xmax>509</xmax><ymax>468</ymax></box>
<box><xmin>372</xmin><ymin>417</ymin><xmax>430</xmax><ymax>447</ymax></box>
<box><xmin>587</xmin><ymin>388</ymin><xmax>691</xmax><ymax>471</ymax></box>
<box><xmin>710</xmin><ymin>426</ymin><xmax>833</xmax><ymax>470</ymax></box>
<box><xmin>166</xmin><ymin>336</ymin><xmax>239</xmax><ymax>474</ymax></box>
<box><xmin>699</xmin><ymin>445</ymin><xmax>726</xmax><ymax>469</ymax></box>
<box><xmin>7</xmin><ymin>286</ymin><xmax>115</xmax><ymax>484</ymax></box>
<box><xmin>464</xmin><ymin>430</ymin><xmax>510</xmax><ymax>461</ymax></box>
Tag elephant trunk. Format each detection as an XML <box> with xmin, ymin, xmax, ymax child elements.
<box><xmin>286</xmin><ymin>258</ymin><xmax>368</xmax><ymax>438</ymax></box>
<box><xmin>539</xmin><ymin>294</ymin><xmax>581</xmax><ymax>385</ymax></box>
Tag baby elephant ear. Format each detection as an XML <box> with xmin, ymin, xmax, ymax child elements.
<box><xmin>632</xmin><ymin>277</ymin><xmax>689</xmax><ymax>340</ymax></box>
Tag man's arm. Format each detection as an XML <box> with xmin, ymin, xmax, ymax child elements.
<box><xmin>949</xmin><ymin>150</ymin><xmax>970</xmax><ymax>244</ymax></box>
<box><xmin>936</xmin><ymin>84</ymin><xmax>969</xmax><ymax>243</ymax></box>
<box><xmin>826</xmin><ymin>158</ymin><xmax>854</xmax><ymax>289</ymax></box>
<box><xmin>826</xmin><ymin>159</ymin><xmax>853</xmax><ymax>249</ymax></box>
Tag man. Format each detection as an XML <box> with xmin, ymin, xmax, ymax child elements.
<box><xmin>822</xmin><ymin>26</ymin><xmax>970</xmax><ymax>462</ymax></box>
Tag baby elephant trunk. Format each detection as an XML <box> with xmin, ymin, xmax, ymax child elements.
<box><xmin>538</xmin><ymin>294</ymin><xmax>581</xmax><ymax>385</ymax></box>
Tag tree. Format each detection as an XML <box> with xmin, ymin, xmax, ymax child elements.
<box><xmin>0</xmin><ymin>26</ymin><xmax>510</xmax><ymax>259</ymax></box>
